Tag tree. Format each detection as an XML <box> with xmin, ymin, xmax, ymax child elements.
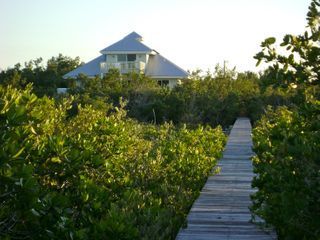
<box><xmin>0</xmin><ymin>54</ymin><xmax>81</xmax><ymax>96</ymax></box>
<box><xmin>47</xmin><ymin>54</ymin><xmax>81</xmax><ymax>77</ymax></box>
<box><xmin>251</xmin><ymin>1</ymin><xmax>320</xmax><ymax>238</ymax></box>
<box><xmin>254</xmin><ymin>0</ymin><xmax>320</xmax><ymax>88</ymax></box>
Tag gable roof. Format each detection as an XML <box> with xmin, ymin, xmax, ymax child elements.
<box><xmin>100</xmin><ymin>31</ymin><xmax>153</xmax><ymax>53</ymax></box>
<box><xmin>124</xmin><ymin>31</ymin><xmax>142</xmax><ymax>40</ymax></box>
<box><xmin>145</xmin><ymin>54</ymin><xmax>189</xmax><ymax>78</ymax></box>
<box><xmin>64</xmin><ymin>55</ymin><xmax>104</xmax><ymax>78</ymax></box>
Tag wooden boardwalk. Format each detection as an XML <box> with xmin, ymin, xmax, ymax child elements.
<box><xmin>176</xmin><ymin>118</ymin><xmax>276</xmax><ymax>240</ymax></box>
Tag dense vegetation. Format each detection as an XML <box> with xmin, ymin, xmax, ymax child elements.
<box><xmin>0</xmin><ymin>85</ymin><xmax>226</xmax><ymax>239</ymax></box>
<box><xmin>69</xmin><ymin>67</ymin><xmax>262</xmax><ymax>127</ymax></box>
<box><xmin>251</xmin><ymin>0</ymin><xmax>320</xmax><ymax>239</ymax></box>
<box><xmin>0</xmin><ymin>54</ymin><xmax>81</xmax><ymax>96</ymax></box>
<box><xmin>68</xmin><ymin>66</ymin><xmax>303</xmax><ymax>128</ymax></box>
<box><xmin>1</xmin><ymin>57</ymin><xmax>294</xmax><ymax>129</ymax></box>
<box><xmin>0</xmin><ymin>43</ymin><xmax>269</xmax><ymax>240</ymax></box>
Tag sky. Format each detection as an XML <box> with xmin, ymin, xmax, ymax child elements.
<box><xmin>0</xmin><ymin>0</ymin><xmax>311</xmax><ymax>73</ymax></box>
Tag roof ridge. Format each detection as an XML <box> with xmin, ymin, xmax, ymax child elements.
<box><xmin>100</xmin><ymin>32</ymin><xmax>152</xmax><ymax>53</ymax></box>
<box><xmin>123</xmin><ymin>31</ymin><xmax>142</xmax><ymax>40</ymax></box>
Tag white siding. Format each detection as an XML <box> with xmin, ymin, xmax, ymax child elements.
<box><xmin>169</xmin><ymin>79</ymin><xmax>178</xmax><ymax>89</ymax></box>
<box><xmin>137</xmin><ymin>54</ymin><xmax>147</xmax><ymax>64</ymax></box>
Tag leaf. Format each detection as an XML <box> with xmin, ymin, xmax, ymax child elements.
<box><xmin>254</xmin><ymin>52</ymin><xmax>264</xmax><ymax>60</ymax></box>
<box><xmin>256</xmin><ymin>59</ymin><xmax>262</xmax><ymax>67</ymax></box>
<box><xmin>15</xmin><ymin>178</ymin><xmax>24</xmax><ymax>186</ymax></box>
<box><xmin>30</xmin><ymin>126</ymin><xmax>37</xmax><ymax>135</ymax></box>
<box><xmin>288</xmin><ymin>54</ymin><xmax>294</xmax><ymax>64</ymax></box>
<box><xmin>282</xmin><ymin>34</ymin><xmax>291</xmax><ymax>45</ymax></box>
<box><xmin>12</xmin><ymin>147</ymin><xmax>25</xmax><ymax>159</ymax></box>
<box><xmin>262</xmin><ymin>37</ymin><xmax>276</xmax><ymax>47</ymax></box>
<box><xmin>84</xmin><ymin>193</ymin><xmax>89</xmax><ymax>202</ymax></box>
<box><xmin>51</xmin><ymin>157</ymin><xmax>62</xmax><ymax>163</ymax></box>
<box><xmin>31</xmin><ymin>208</ymin><xmax>40</xmax><ymax>217</ymax></box>
<box><xmin>15</xmin><ymin>105</ymin><xmax>26</xmax><ymax>118</ymax></box>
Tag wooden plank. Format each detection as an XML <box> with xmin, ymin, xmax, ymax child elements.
<box><xmin>176</xmin><ymin>118</ymin><xmax>277</xmax><ymax>240</ymax></box>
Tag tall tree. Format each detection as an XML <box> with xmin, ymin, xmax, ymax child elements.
<box><xmin>255</xmin><ymin>0</ymin><xmax>320</xmax><ymax>88</ymax></box>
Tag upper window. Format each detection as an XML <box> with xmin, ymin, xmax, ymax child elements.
<box><xmin>117</xmin><ymin>54</ymin><xmax>136</xmax><ymax>62</ymax></box>
<box><xmin>127</xmin><ymin>54</ymin><xmax>136</xmax><ymax>62</ymax></box>
<box><xmin>158</xmin><ymin>80</ymin><xmax>169</xmax><ymax>87</ymax></box>
<box><xmin>117</xmin><ymin>54</ymin><xmax>126</xmax><ymax>62</ymax></box>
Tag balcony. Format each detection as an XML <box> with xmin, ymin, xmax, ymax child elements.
<box><xmin>100</xmin><ymin>61</ymin><xmax>146</xmax><ymax>74</ymax></box>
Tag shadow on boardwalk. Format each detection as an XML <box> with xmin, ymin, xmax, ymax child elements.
<box><xmin>176</xmin><ymin>118</ymin><xmax>277</xmax><ymax>240</ymax></box>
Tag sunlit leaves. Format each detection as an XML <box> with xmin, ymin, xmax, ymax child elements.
<box><xmin>261</xmin><ymin>37</ymin><xmax>276</xmax><ymax>47</ymax></box>
<box><xmin>0</xmin><ymin>85</ymin><xmax>226</xmax><ymax>239</ymax></box>
<box><xmin>255</xmin><ymin>0</ymin><xmax>320</xmax><ymax>86</ymax></box>
<box><xmin>252</xmin><ymin>106</ymin><xmax>320</xmax><ymax>239</ymax></box>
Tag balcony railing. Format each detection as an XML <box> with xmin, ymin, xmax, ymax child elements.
<box><xmin>100</xmin><ymin>61</ymin><xmax>146</xmax><ymax>74</ymax></box>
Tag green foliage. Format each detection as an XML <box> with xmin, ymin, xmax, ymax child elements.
<box><xmin>0</xmin><ymin>54</ymin><xmax>81</xmax><ymax>96</ymax></box>
<box><xmin>252</xmin><ymin>104</ymin><xmax>320</xmax><ymax>239</ymax></box>
<box><xmin>69</xmin><ymin>64</ymin><xmax>262</xmax><ymax>128</ymax></box>
<box><xmin>167</xmin><ymin>68</ymin><xmax>261</xmax><ymax>127</ymax></box>
<box><xmin>0</xmin><ymin>85</ymin><xmax>226</xmax><ymax>239</ymax></box>
<box><xmin>251</xmin><ymin>1</ymin><xmax>320</xmax><ymax>239</ymax></box>
<box><xmin>254</xmin><ymin>0</ymin><xmax>320</xmax><ymax>87</ymax></box>
<box><xmin>1</xmin><ymin>55</ymin><xmax>275</xmax><ymax>128</ymax></box>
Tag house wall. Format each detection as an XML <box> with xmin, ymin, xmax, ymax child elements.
<box><xmin>106</xmin><ymin>54</ymin><xmax>147</xmax><ymax>64</ymax></box>
<box><xmin>155</xmin><ymin>78</ymin><xmax>180</xmax><ymax>89</ymax></box>
<box><xmin>168</xmin><ymin>79</ymin><xmax>178</xmax><ymax>89</ymax></box>
<box><xmin>137</xmin><ymin>54</ymin><xmax>147</xmax><ymax>64</ymax></box>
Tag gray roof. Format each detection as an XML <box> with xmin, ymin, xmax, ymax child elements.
<box><xmin>124</xmin><ymin>31</ymin><xmax>142</xmax><ymax>40</ymax></box>
<box><xmin>64</xmin><ymin>55</ymin><xmax>104</xmax><ymax>78</ymax></box>
<box><xmin>100</xmin><ymin>32</ymin><xmax>152</xmax><ymax>53</ymax></box>
<box><xmin>145</xmin><ymin>54</ymin><xmax>188</xmax><ymax>78</ymax></box>
<box><xmin>64</xmin><ymin>32</ymin><xmax>188</xmax><ymax>79</ymax></box>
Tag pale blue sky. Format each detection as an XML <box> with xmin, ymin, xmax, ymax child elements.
<box><xmin>0</xmin><ymin>0</ymin><xmax>310</xmax><ymax>72</ymax></box>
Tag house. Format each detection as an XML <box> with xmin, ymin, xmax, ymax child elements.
<box><xmin>64</xmin><ymin>32</ymin><xmax>188</xmax><ymax>88</ymax></box>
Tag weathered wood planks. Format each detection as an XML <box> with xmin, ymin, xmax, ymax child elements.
<box><xmin>176</xmin><ymin>118</ymin><xmax>277</xmax><ymax>240</ymax></box>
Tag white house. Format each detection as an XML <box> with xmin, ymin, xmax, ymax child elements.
<box><xmin>64</xmin><ymin>32</ymin><xmax>188</xmax><ymax>88</ymax></box>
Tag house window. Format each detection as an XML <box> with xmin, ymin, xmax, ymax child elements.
<box><xmin>127</xmin><ymin>54</ymin><xmax>136</xmax><ymax>62</ymax></box>
<box><xmin>158</xmin><ymin>80</ymin><xmax>169</xmax><ymax>87</ymax></box>
<box><xmin>117</xmin><ymin>54</ymin><xmax>126</xmax><ymax>62</ymax></box>
<box><xmin>117</xmin><ymin>54</ymin><xmax>136</xmax><ymax>62</ymax></box>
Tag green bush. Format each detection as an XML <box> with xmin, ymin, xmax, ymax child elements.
<box><xmin>251</xmin><ymin>103</ymin><xmax>320</xmax><ymax>239</ymax></box>
<box><xmin>251</xmin><ymin>2</ymin><xmax>320</xmax><ymax>238</ymax></box>
<box><xmin>0</xmin><ymin>54</ymin><xmax>81</xmax><ymax>97</ymax></box>
<box><xmin>0</xmin><ymin>85</ymin><xmax>226</xmax><ymax>239</ymax></box>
